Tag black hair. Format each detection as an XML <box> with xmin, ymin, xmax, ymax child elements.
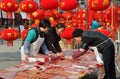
<box><xmin>56</xmin><ymin>23</ymin><xmax>65</xmax><ymax>29</ymax></box>
<box><xmin>73</xmin><ymin>29</ymin><xmax>83</xmax><ymax>37</ymax></box>
<box><xmin>39</xmin><ymin>18</ymin><xmax>51</xmax><ymax>28</ymax></box>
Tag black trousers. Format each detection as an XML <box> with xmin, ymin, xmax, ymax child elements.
<box><xmin>102</xmin><ymin>44</ymin><xmax>117</xmax><ymax>79</ymax></box>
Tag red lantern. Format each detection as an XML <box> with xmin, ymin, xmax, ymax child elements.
<box><xmin>19</xmin><ymin>0</ymin><xmax>38</xmax><ymax>13</ymax></box>
<box><xmin>0</xmin><ymin>0</ymin><xmax>19</xmax><ymax>12</ymax></box>
<box><xmin>1</xmin><ymin>28</ymin><xmax>19</xmax><ymax>46</ymax></box>
<box><xmin>72</xmin><ymin>19</ymin><xmax>78</xmax><ymax>27</ymax></box>
<box><xmin>81</xmin><ymin>10</ymin><xmax>86</xmax><ymax>21</ymax></box>
<box><xmin>94</xmin><ymin>11</ymin><xmax>103</xmax><ymax>21</ymax></box>
<box><xmin>51</xmin><ymin>20</ymin><xmax>57</xmax><ymax>27</ymax></box>
<box><xmin>31</xmin><ymin>23</ymin><xmax>39</xmax><ymax>28</ymax></box>
<box><xmin>59</xmin><ymin>0</ymin><xmax>78</xmax><ymax>10</ymax></box>
<box><xmin>40</xmin><ymin>0</ymin><xmax>58</xmax><ymax>10</ymax></box>
<box><xmin>52</xmin><ymin>9</ymin><xmax>61</xmax><ymax>20</ymax></box>
<box><xmin>75</xmin><ymin>10</ymin><xmax>86</xmax><ymax>21</ymax></box>
<box><xmin>95</xmin><ymin>28</ymin><xmax>111</xmax><ymax>37</ymax></box>
<box><xmin>62</xmin><ymin>11</ymin><xmax>73</xmax><ymax>20</ymax></box>
<box><xmin>30</xmin><ymin>9</ymin><xmax>44</xmax><ymax>20</ymax></box>
<box><xmin>88</xmin><ymin>0</ymin><xmax>110</xmax><ymax>11</ymax></box>
<box><xmin>88</xmin><ymin>9</ymin><xmax>95</xmax><ymax>26</ymax></box>
<box><xmin>61</xmin><ymin>24</ymin><xmax>75</xmax><ymax>39</ymax></box>
<box><xmin>21</xmin><ymin>29</ymin><xmax>28</xmax><ymax>40</ymax></box>
<box><xmin>44</xmin><ymin>10</ymin><xmax>54</xmax><ymax>19</ymax></box>
<box><xmin>31</xmin><ymin>19</ymin><xmax>40</xmax><ymax>28</ymax></box>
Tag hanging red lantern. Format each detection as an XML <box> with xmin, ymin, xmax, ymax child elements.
<box><xmin>19</xmin><ymin>0</ymin><xmax>38</xmax><ymax>13</ymax></box>
<box><xmin>40</xmin><ymin>0</ymin><xmax>58</xmax><ymax>10</ymax></box>
<box><xmin>0</xmin><ymin>0</ymin><xmax>19</xmax><ymax>12</ymax></box>
<box><xmin>51</xmin><ymin>20</ymin><xmax>57</xmax><ymax>27</ymax></box>
<box><xmin>44</xmin><ymin>10</ymin><xmax>54</xmax><ymax>19</ymax></box>
<box><xmin>72</xmin><ymin>18</ymin><xmax>78</xmax><ymax>28</ymax></box>
<box><xmin>88</xmin><ymin>9</ymin><xmax>95</xmax><ymax>26</ymax></box>
<box><xmin>52</xmin><ymin>9</ymin><xmax>61</xmax><ymax>20</ymax></box>
<box><xmin>75</xmin><ymin>9</ymin><xmax>86</xmax><ymax>21</ymax></box>
<box><xmin>21</xmin><ymin>29</ymin><xmax>28</xmax><ymax>40</ymax></box>
<box><xmin>61</xmin><ymin>11</ymin><xmax>73</xmax><ymax>20</ymax></box>
<box><xmin>61</xmin><ymin>24</ymin><xmax>75</xmax><ymax>39</ymax></box>
<box><xmin>30</xmin><ymin>9</ymin><xmax>44</xmax><ymax>20</ymax></box>
<box><xmin>31</xmin><ymin>23</ymin><xmax>39</xmax><ymax>28</ymax></box>
<box><xmin>1</xmin><ymin>28</ymin><xmax>19</xmax><ymax>46</ymax></box>
<box><xmin>95</xmin><ymin>28</ymin><xmax>111</xmax><ymax>37</ymax></box>
<box><xmin>88</xmin><ymin>0</ymin><xmax>110</xmax><ymax>11</ymax></box>
<box><xmin>81</xmin><ymin>10</ymin><xmax>86</xmax><ymax>21</ymax></box>
<box><xmin>94</xmin><ymin>11</ymin><xmax>103</xmax><ymax>21</ymax></box>
<box><xmin>59</xmin><ymin>0</ymin><xmax>78</xmax><ymax>10</ymax></box>
<box><xmin>103</xmin><ymin>7</ymin><xmax>111</xmax><ymax>23</ymax></box>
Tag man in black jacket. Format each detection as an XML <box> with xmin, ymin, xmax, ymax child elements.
<box><xmin>72</xmin><ymin>29</ymin><xmax>117</xmax><ymax>79</ymax></box>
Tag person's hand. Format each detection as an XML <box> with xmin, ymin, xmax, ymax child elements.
<box><xmin>65</xmin><ymin>56</ymin><xmax>73</xmax><ymax>60</ymax></box>
<box><xmin>72</xmin><ymin>48</ymin><xmax>85</xmax><ymax>58</ymax></box>
<box><xmin>50</xmin><ymin>54</ymin><xmax>58</xmax><ymax>61</ymax></box>
<box><xmin>56</xmin><ymin>52</ymin><xmax>64</xmax><ymax>57</ymax></box>
<box><xmin>25</xmin><ymin>54</ymin><xmax>29</xmax><ymax>61</ymax></box>
<box><xmin>47</xmin><ymin>52</ymin><xmax>53</xmax><ymax>56</ymax></box>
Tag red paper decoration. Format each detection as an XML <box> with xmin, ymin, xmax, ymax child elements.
<box><xmin>59</xmin><ymin>0</ymin><xmax>78</xmax><ymax>10</ymax></box>
<box><xmin>88</xmin><ymin>0</ymin><xmax>110</xmax><ymax>11</ymax></box>
<box><xmin>19</xmin><ymin>0</ymin><xmax>38</xmax><ymax>13</ymax></box>
<box><xmin>40</xmin><ymin>0</ymin><xmax>58</xmax><ymax>10</ymax></box>
<box><xmin>0</xmin><ymin>0</ymin><xmax>19</xmax><ymax>12</ymax></box>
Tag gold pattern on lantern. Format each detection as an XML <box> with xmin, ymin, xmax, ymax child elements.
<box><xmin>7</xmin><ymin>33</ymin><xmax>12</xmax><ymax>38</ymax></box>
<box><xmin>32</xmin><ymin>12</ymin><xmax>38</xmax><ymax>17</ymax></box>
<box><xmin>14</xmin><ymin>32</ymin><xmax>17</xmax><ymax>38</ymax></box>
<box><xmin>103</xmin><ymin>0</ymin><xmax>109</xmax><ymax>5</ymax></box>
<box><xmin>78</xmin><ymin>20</ymin><xmax>81</xmax><ymax>22</ymax></box>
<box><xmin>0</xmin><ymin>2</ymin><xmax>5</xmax><ymax>8</ymax></box>
<box><xmin>8</xmin><ymin>27</ymin><xmax>12</xmax><ymax>29</ymax></box>
<box><xmin>22</xmin><ymin>4</ymin><xmax>26</xmax><ymax>9</ymax></box>
<box><xmin>49</xmin><ymin>17</ymin><xmax>54</xmax><ymax>21</ymax></box>
<box><xmin>7</xmin><ymin>2</ymin><xmax>12</xmax><ymax>7</ymax></box>
<box><xmin>92</xmin><ymin>1</ymin><xmax>97</xmax><ymax>7</ymax></box>
<box><xmin>55</xmin><ymin>11</ymin><xmax>57</xmax><ymax>14</ymax></box>
<box><xmin>62</xmin><ymin>2</ymin><xmax>65</xmax><ymax>6</ymax></box>
<box><xmin>15</xmin><ymin>4</ymin><xmax>18</xmax><ymax>8</ymax></box>
<box><xmin>106</xmin><ymin>11</ymin><xmax>110</xmax><ymax>14</ymax></box>
<box><xmin>82</xmin><ymin>14</ymin><xmax>85</xmax><ymax>18</ymax></box>
<box><xmin>1</xmin><ymin>33</ymin><xmax>4</xmax><ymax>38</ymax></box>
<box><xmin>29</xmin><ymin>4</ymin><xmax>33</xmax><ymax>8</ymax></box>
<box><xmin>78</xmin><ymin>15</ymin><xmax>80</xmax><ymax>18</ymax></box>
<box><xmin>67</xmin><ymin>25</ymin><xmax>71</xmax><ymax>28</ymax></box>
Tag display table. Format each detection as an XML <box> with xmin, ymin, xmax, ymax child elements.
<box><xmin>0</xmin><ymin>51</ymin><xmax>101</xmax><ymax>79</ymax></box>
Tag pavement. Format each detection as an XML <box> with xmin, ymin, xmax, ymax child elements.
<box><xmin>0</xmin><ymin>38</ymin><xmax>22</xmax><ymax>70</ymax></box>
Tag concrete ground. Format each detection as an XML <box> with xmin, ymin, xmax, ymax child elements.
<box><xmin>0</xmin><ymin>38</ymin><xmax>22</xmax><ymax>70</ymax></box>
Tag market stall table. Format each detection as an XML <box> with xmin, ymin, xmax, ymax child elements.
<box><xmin>0</xmin><ymin>51</ymin><xmax>101</xmax><ymax>79</ymax></box>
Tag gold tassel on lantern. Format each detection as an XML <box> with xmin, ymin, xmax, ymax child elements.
<box><xmin>7</xmin><ymin>41</ymin><xmax>13</xmax><ymax>46</ymax></box>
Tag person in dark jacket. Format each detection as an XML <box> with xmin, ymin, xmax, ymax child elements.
<box><xmin>45</xmin><ymin>23</ymin><xmax>65</xmax><ymax>54</ymax></box>
<box><xmin>71</xmin><ymin>29</ymin><xmax>117</xmax><ymax>79</ymax></box>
